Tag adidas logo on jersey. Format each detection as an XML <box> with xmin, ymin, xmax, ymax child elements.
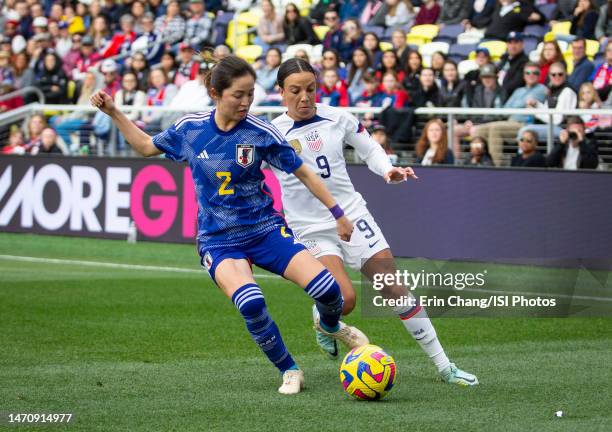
<box><xmin>197</xmin><ymin>150</ymin><xmax>209</xmax><ymax>159</ymax></box>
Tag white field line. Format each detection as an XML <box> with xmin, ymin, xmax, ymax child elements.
<box><xmin>0</xmin><ymin>254</ymin><xmax>610</xmax><ymax>303</ymax></box>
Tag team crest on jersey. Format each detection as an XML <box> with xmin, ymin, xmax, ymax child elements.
<box><xmin>289</xmin><ymin>139</ymin><xmax>302</xmax><ymax>154</ymax></box>
<box><xmin>236</xmin><ymin>144</ymin><xmax>255</xmax><ymax>167</ymax></box>
<box><xmin>304</xmin><ymin>239</ymin><xmax>321</xmax><ymax>255</ymax></box>
<box><xmin>202</xmin><ymin>251</ymin><xmax>213</xmax><ymax>270</ymax></box>
<box><xmin>305</xmin><ymin>130</ymin><xmax>323</xmax><ymax>152</ymax></box>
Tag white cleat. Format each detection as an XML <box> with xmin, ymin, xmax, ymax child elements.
<box><xmin>278</xmin><ymin>369</ymin><xmax>304</xmax><ymax>395</ymax></box>
<box><xmin>314</xmin><ymin>318</ymin><xmax>369</xmax><ymax>350</ymax></box>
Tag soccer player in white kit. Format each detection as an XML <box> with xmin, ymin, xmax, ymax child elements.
<box><xmin>270</xmin><ymin>58</ymin><xmax>478</xmax><ymax>386</ymax></box>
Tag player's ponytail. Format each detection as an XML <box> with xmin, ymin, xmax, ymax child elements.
<box><xmin>201</xmin><ymin>53</ymin><xmax>256</xmax><ymax>98</ymax></box>
<box><xmin>277</xmin><ymin>58</ymin><xmax>317</xmax><ymax>89</ymax></box>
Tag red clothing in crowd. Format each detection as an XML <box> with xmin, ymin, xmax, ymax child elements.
<box><xmin>102</xmin><ymin>31</ymin><xmax>136</xmax><ymax>58</ymax></box>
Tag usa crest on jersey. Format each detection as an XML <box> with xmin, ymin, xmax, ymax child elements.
<box><xmin>236</xmin><ymin>143</ymin><xmax>254</xmax><ymax>167</ymax></box>
<box><xmin>305</xmin><ymin>130</ymin><xmax>323</xmax><ymax>152</ymax></box>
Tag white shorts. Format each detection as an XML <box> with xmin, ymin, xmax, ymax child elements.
<box><xmin>294</xmin><ymin>211</ymin><xmax>390</xmax><ymax>271</ymax></box>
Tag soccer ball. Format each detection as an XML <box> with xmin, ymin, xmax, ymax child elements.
<box><xmin>339</xmin><ymin>344</ymin><xmax>397</xmax><ymax>400</ymax></box>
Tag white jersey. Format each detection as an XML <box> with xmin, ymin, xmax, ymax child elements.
<box><xmin>271</xmin><ymin>104</ymin><xmax>393</xmax><ymax>234</ymax></box>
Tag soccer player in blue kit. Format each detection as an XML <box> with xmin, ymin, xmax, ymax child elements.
<box><xmin>91</xmin><ymin>55</ymin><xmax>369</xmax><ymax>395</ymax></box>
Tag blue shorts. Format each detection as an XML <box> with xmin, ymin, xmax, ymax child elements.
<box><xmin>198</xmin><ymin>225</ymin><xmax>307</xmax><ymax>283</ymax></box>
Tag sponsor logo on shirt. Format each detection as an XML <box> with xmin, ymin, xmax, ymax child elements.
<box><xmin>236</xmin><ymin>144</ymin><xmax>254</xmax><ymax>168</ymax></box>
<box><xmin>305</xmin><ymin>130</ymin><xmax>323</xmax><ymax>152</ymax></box>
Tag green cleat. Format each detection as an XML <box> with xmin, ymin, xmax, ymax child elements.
<box><xmin>312</xmin><ymin>305</ymin><xmax>339</xmax><ymax>359</ymax></box>
<box><xmin>440</xmin><ymin>363</ymin><xmax>479</xmax><ymax>386</ymax></box>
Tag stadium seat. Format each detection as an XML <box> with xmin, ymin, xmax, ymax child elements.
<box><xmin>313</xmin><ymin>25</ymin><xmax>329</xmax><ymax>41</ymax></box>
<box><xmin>539</xmin><ymin>3</ymin><xmax>557</xmax><ymax>20</ymax></box>
<box><xmin>310</xmin><ymin>44</ymin><xmax>323</xmax><ymax>62</ymax></box>
<box><xmin>225</xmin><ymin>21</ymin><xmax>250</xmax><ymax>49</ymax></box>
<box><xmin>283</xmin><ymin>43</ymin><xmax>313</xmax><ymax>61</ymax></box>
<box><xmin>564</xmin><ymin>52</ymin><xmax>575</xmax><ymax>73</ymax></box>
<box><xmin>362</xmin><ymin>25</ymin><xmax>385</xmax><ymax>39</ymax></box>
<box><xmin>237</xmin><ymin>10</ymin><xmax>261</xmax><ymax>27</ymax></box>
<box><xmin>379</xmin><ymin>41</ymin><xmax>393</xmax><ymax>51</ymax></box>
<box><xmin>586</xmin><ymin>39</ymin><xmax>600</xmax><ymax>59</ymax></box>
<box><xmin>407</xmin><ymin>24</ymin><xmax>439</xmax><ymax>45</ymax></box>
<box><xmin>523</xmin><ymin>38</ymin><xmax>538</xmax><ymax>56</ymax></box>
<box><xmin>420</xmin><ymin>41</ymin><xmax>450</xmax><ymax>66</ymax></box>
<box><xmin>544</xmin><ymin>21</ymin><xmax>572</xmax><ymax>41</ymax></box>
<box><xmin>478</xmin><ymin>40</ymin><xmax>507</xmax><ymax>61</ymax></box>
<box><xmin>523</xmin><ymin>24</ymin><xmax>548</xmax><ymax>39</ymax></box>
<box><xmin>236</xmin><ymin>44</ymin><xmax>263</xmax><ymax>63</ymax></box>
<box><xmin>449</xmin><ymin>43</ymin><xmax>478</xmax><ymax>59</ymax></box>
<box><xmin>458</xmin><ymin>59</ymin><xmax>479</xmax><ymax>78</ymax></box>
<box><xmin>457</xmin><ymin>29</ymin><xmax>484</xmax><ymax>45</ymax></box>
<box><xmin>436</xmin><ymin>23</ymin><xmax>463</xmax><ymax>43</ymax></box>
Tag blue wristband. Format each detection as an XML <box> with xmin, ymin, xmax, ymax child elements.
<box><xmin>329</xmin><ymin>204</ymin><xmax>344</xmax><ymax>220</ymax></box>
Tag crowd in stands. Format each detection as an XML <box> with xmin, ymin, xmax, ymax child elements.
<box><xmin>0</xmin><ymin>0</ymin><xmax>610</xmax><ymax>169</ymax></box>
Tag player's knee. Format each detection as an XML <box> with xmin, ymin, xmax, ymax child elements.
<box><xmin>342</xmin><ymin>291</ymin><xmax>357</xmax><ymax>315</ymax></box>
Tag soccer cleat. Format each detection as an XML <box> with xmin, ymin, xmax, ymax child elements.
<box><xmin>314</xmin><ymin>315</ymin><xmax>369</xmax><ymax>350</ymax></box>
<box><xmin>278</xmin><ymin>369</ymin><xmax>304</xmax><ymax>395</ymax></box>
<box><xmin>312</xmin><ymin>305</ymin><xmax>339</xmax><ymax>359</ymax></box>
<box><xmin>439</xmin><ymin>363</ymin><xmax>479</xmax><ymax>386</ymax></box>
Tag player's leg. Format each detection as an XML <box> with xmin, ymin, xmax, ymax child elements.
<box><xmin>209</xmin><ymin>254</ymin><xmax>303</xmax><ymax>394</ymax></box>
<box><xmin>361</xmin><ymin>249</ymin><xmax>478</xmax><ymax>386</ymax></box>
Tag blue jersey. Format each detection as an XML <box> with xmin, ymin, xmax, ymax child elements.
<box><xmin>152</xmin><ymin>110</ymin><xmax>303</xmax><ymax>248</ymax></box>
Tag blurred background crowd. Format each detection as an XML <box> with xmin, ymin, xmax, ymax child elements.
<box><xmin>0</xmin><ymin>0</ymin><xmax>611</xmax><ymax>169</ymax></box>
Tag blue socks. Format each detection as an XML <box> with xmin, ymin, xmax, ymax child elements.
<box><xmin>232</xmin><ymin>283</ymin><xmax>296</xmax><ymax>373</ymax></box>
<box><xmin>304</xmin><ymin>269</ymin><xmax>343</xmax><ymax>332</ymax></box>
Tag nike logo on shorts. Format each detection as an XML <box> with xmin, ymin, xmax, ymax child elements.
<box><xmin>368</xmin><ymin>240</ymin><xmax>380</xmax><ymax>248</ymax></box>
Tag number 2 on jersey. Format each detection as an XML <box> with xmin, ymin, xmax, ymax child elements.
<box><xmin>316</xmin><ymin>155</ymin><xmax>331</xmax><ymax>178</ymax></box>
<box><xmin>216</xmin><ymin>172</ymin><xmax>234</xmax><ymax>195</ymax></box>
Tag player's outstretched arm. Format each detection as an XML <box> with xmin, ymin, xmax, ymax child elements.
<box><xmin>90</xmin><ymin>90</ymin><xmax>162</xmax><ymax>157</ymax></box>
<box><xmin>292</xmin><ymin>164</ymin><xmax>353</xmax><ymax>241</ymax></box>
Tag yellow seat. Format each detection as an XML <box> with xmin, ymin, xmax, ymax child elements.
<box><xmin>564</xmin><ymin>52</ymin><xmax>574</xmax><ymax>74</ymax></box>
<box><xmin>586</xmin><ymin>39</ymin><xmax>600</xmax><ymax>59</ymax></box>
<box><xmin>236</xmin><ymin>44</ymin><xmax>263</xmax><ymax>63</ymax></box>
<box><xmin>237</xmin><ymin>10</ymin><xmax>261</xmax><ymax>27</ymax></box>
<box><xmin>407</xmin><ymin>24</ymin><xmax>439</xmax><ymax>45</ymax></box>
<box><xmin>379</xmin><ymin>41</ymin><xmax>393</xmax><ymax>51</ymax></box>
<box><xmin>551</xmin><ymin>21</ymin><xmax>572</xmax><ymax>35</ymax></box>
<box><xmin>478</xmin><ymin>40</ymin><xmax>507</xmax><ymax>62</ymax></box>
<box><xmin>313</xmin><ymin>25</ymin><xmax>329</xmax><ymax>41</ymax></box>
<box><xmin>226</xmin><ymin>21</ymin><xmax>250</xmax><ymax>50</ymax></box>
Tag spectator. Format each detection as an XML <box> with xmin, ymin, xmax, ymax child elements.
<box><xmin>595</xmin><ymin>0</ymin><xmax>612</xmax><ymax>42</ymax></box>
<box><xmin>212</xmin><ymin>44</ymin><xmax>231</xmax><ymax>60</ymax></box>
<box><xmin>23</xmin><ymin>114</ymin><xmax>46</xmax><ymax>152</ymax></box>
<box><xmin>440</xmin><ymin>0</ymin><xmax>471</xmax><ymax>25</ymax></box>
<box><xmin>49</xmin><ymin>70</ymin><xmax>100</xmax><ymax>152</ymax></box>
<box><xmin>293</xmin><ymin>49</ymin><xmax>310</xmax><ymax>62</ymax></box>
<box><xmin>102</xmin><ymin>0</ymin><xmax>123</xmax><ymax>29</ymax></box>
<box><xmin>0</xmin><ymin>51</ymin><xmax>13</xmax><ymax>87</ymax></box>
<box><xmin>115</xmin><ymin>71</ymin><xmax>147</xmax><ymax>152</ymax></box>
<box><xmin>577</xmin><ymin>82</ymin><xmax>612</xmax><ymax>132</ymax></box>
<box><xmin>12</xmin><ymin>52</ymin><xmax>34</xmax><ymax>89</ymax></box>
<box><xmin>416</xmin><ymin>118</ymin><xmax>454</xmax><ymax>165</ymax></box>
<box><xmin>363</xmin><ymin>31</ymin><xmax>383</xmax><ymax>69</ymax></box>
<box><xmin>89</xmin><ymin>15</ymin><xmax>111</xmax><ymax>51</ymax></box>
<box><xmin>571</xmin><ymin>0</ymin><xmax>599</xmax><ymax>40</ymax></box>
<box><xmin>411</xmin><ymin>67</ymin><xmax>441</xmax><ymax>107</ymax></box>
<box><xmin>126</xmin><ymin>53</ymin><xmax>150</xmax><ymax>90</ymax></box>
<box><xmin>385</xmin><ymin>0</ymin><xmax>415</xmax><ymax>28</ymax></box>
<box><xmin>347</xmin><ymin>47</ymin><xmax>374</xmax><ymax>103</ymax></box>
<box><xmin>519</xmin><ymin>62</ymin><xmax>578</xmax><ymax>141</ymax></box>
<box><xmin>415</xmin><ymin>0</ymin><xmax>441</xmax><ymax>25</ymax></box>
<box><xmin>283</xmin><ymin>3</ymin><xmax>319</xmax><ymax>45</ymax></box>
<box><xmin>322</xmin><ymin>9</ymin><xmax>343</xmax><ymax>51</ymax></box>
<box><xmin>100</xmin><ymin>59</ymin><xmax>122</xmax><ymax>97</ymax></box>
<box><xmin>148</xmin><ymin>0</ymin><xmax>167</xmax><ymax>18</ymax></box>
<box><xmin>73</xmin><ymin>35</ymin><xmax>102</xmax><ymax>81</ymax></box>
<box><xmin>131</xmin><ymin>1</ymin><xmax>147</xmax><ymax>33</ymax></box>
<box><xmin>369</xmin><ymin>124</ymin><xmax>398</xmax><ymax>165</ymax></box>
<box><xmin>31</xmin><ymin>128</ymin><xmax>64</xmax><ymax>155</ymax></box>
<box><xmin>53</xmin><ymin>21</ymin><xmax>72</xmax><ymax>59</ymax></box>
<box><xmin>0</xmin><ymin>80</ymin><xmax>24</xmax><ymax>113</ymax></box>
<box><xmin>550</xmin><ymin>0</ymin><xmax>578</xmax><ymax>25</ymax></box>
<box><xmin>131</xmin><ymin>12</ymin><xmax>164</xmax><ymax>64</ymax></box>
<box><xmin>36</xmin><ymin>52</ymin><xmax>69</xmax><ymax>104</ymax></box>
<box><xmin>464</xmin><ymin>63</ymin><xmax>505</xmax><ymax>109</ymax></box>
<box><xmin>102</xmin><ymin>14</ymin><xmax>136</xmax><ymax>58</ymax></box>
<box><xmin>484</xmin><ymin>0</ymin><xmax>543</xmax><ymax>41</ymax></box>
<box><xmin>317</xmin><ymin>48</ymin><xmax>347</xmax><ymax>81</ymax></box>
<box><xmin>337</xmin><ymin>19</ymin><xmax>364</xmax><ymax>63</ymax></box>
<box><xmin>511</xmin><ymin>130</ymin><xmax>546</xmax><ymax>167</ymax></box>
<box><xmin>63</xmin><ymin>5</ymin><xmax>86</xmax><ymax>35</ymax></box>
<box><xmin>497</xmin><ymin>31</ymin><xmax>529</xmax><ymax>98</ymax></box>
<box><xmin>473</xmin><ymin>61</ymin><xmax>547</xmax><ymax>165</ymax></box>
<box><xmin>63</xmin><ymin>33</ymin><xmax>83</xmax><ymax>77</ymax></box>
<box><xmin>464</xmin><ymin>47</ymin><xmax>491</xmax><ymax>98</ymax></box>
<box><xmin>255</xmin><ymin>47</ymin><xmax>282</xmax><ymax>93</ymax></box>
<box><xmin>546</xmin><ymin>116</ymin><xmax>599</xmax><ymax>169</ymax></box>
<box><xmin>568</xmin><ymin>38</ymin><xmax>595</xmax><ymax>91</ymax></box>
<box><xmin>310</xmin><ymin>0</ymin><xmax>340</xmax><ymax>24</ymax></box>
<box><xmin>379</xmin><ymin>72</ymin><xmax>411</xmax><ymax>108</ymax></box>
<box><xmin>376</xmin><ymin>50</ymin><xmax>405</xmax><ymax>83</ymax></box>
<box><xmin>359</xmin><ymin>0</ymin><xmax>386</xmax><ymax>27</ymax></box>
<box><xmin>354</xmin><ymin>73</ymin><xmax>381</xmax><ymax>107</ymax></box>
<box><xmin>185</xmin><ymin>0</ymin><xmax>213</xmax><ymax>50</ymax></box>
<box><xmin>340</xmin><ymin>0</ymin><xmax>368</xmax><ymax>21</ymax></box>
<box><xmin>316</xmin><ymin>68</ymin><xmax>349</xmax><ymax>106</ymax></box>
<box><xmin>592</xmin><ymin>39</ymin><xmax>612</xmax><ymax>100</ymax></box>
<box><xmin>439</xmin><ymin>60</ymin><xmax>467</xmax><ymax>107</ymax></box>
<box><xmin>167</xmin><ymin>62</ymin><xmax>211</xmax><ymax>113</ymax></box>
<box><xmin>174</xmin><ymin>43</ymin><xmax>200</xmax><ymax>87</ymax></box>
<box><xmin>463</xmin><ymin>136</ymin><xmax>494</xmax><ymax>166</ymax></box>
<box><xmin>402</xmin><ymin>50</ymin><xmax>423</xmax><ymax>95</ymax></box>
<box><xmin>2</xmin><ymin>128</ymin><xmax>26</xmax><ymax>155</ymax></box>
<box><xmin>431</xmin><ymin>51</ymin><xmax>446</xmax><ymax>80</ymax></box>
<box><xmin>391</xmin><ymin>29</ymin><xmax>411</xmax><ymax>68</ymax></box>
<box><xmin>160</xmin><ymin>51</ymin><xmax>178</xmax><ymax>83</ymax></box>
<box><xmin>142</xmin><ymin>68</ymin><xmax>178</xmax><ymax>133</ymax></box>
<box><xmin>461</xmin><ymin>0</ymin><xmax>497</xmax><ymax>30</ymax></box>
<box><xmin>256</xmin><ymin>0</ymin><xmax>285</xmax><ymax>52</ymax></box>
<box><xmin>538</xmin><ymin>41</ymin><xmax>565</xmax><ymax>85</ymax></box>
<box><xmin>154</xmin><ymin>0</ymin><xmax>186</xmax><ymax>46</ymax></box>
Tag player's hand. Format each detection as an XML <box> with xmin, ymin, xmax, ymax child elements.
<box><xmin>90</xmin><ymin>90</ymin><xmax>116</xmax><ymax>116</ymax></box>
<box><xmin>336</xmin><ymin>215</ymin><xmax>353</xmax><ymax>242</ymax></box>
<box><xmin>384</xmin><ymin>167</ymin><xmax>418</xmax><ymax>184</ymax></box>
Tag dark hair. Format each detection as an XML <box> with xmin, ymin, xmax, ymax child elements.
<box><xmin>523</xmin><ymin>61</ymin><xmax>539</xmax><ymax>70</ymax></box>
<box><xmin>404</xmin><ymin>49</ymin><xmax>423</xmax><ymax>74</ymax></box>
<box><xmin>348</xmin><ymin>47</ymin><xmax>372</xmax><ymax>86</ymax></box>
<box><xmin>566</xmin><ymin>116</ymin><xmax>585</xmax><ymax>128</ymax></box>
<box><xmin>277</xmin><ymin>57</ymin><xmax>317</xmax><ymax>88</ymax></box>
<box><xmin>203</xmin><ymin>55</ymin><xmax>256</xmax><ymax>96</ymax></box>
<box><xmin>470</xmin><ymin>136</ymin><xmax>492</xmax><ymax>157</ymax></box>
<box><xmin>572</xmin><ymin>37</ymin><xmax>586</xmax><ymax>47</ymax></box>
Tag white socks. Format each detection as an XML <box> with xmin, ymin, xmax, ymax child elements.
<box><xmin>394</xmin><ymin>303</ymin><xmax>451</xmax><ymax>372</ymax></box>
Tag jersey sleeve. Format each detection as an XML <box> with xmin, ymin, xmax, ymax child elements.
<box><xmin>261</xmin><ymin>127</ymin><xmax>303</xmax><ymax>174</ymax></box>
<box><xmin>152</xmin><ymin>122</ymin><xmax>186</xmax><ymax>162</ymax></box>
<box><xmin>342</xmin><ymin>112</ymin><xmax>393</xmax><ymax>177</ymax></box>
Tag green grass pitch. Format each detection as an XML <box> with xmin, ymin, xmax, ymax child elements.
<box><xmin>0</xmin><ymin>233</ymin><xmax>611</xmax><ymax>431</ymax></box>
